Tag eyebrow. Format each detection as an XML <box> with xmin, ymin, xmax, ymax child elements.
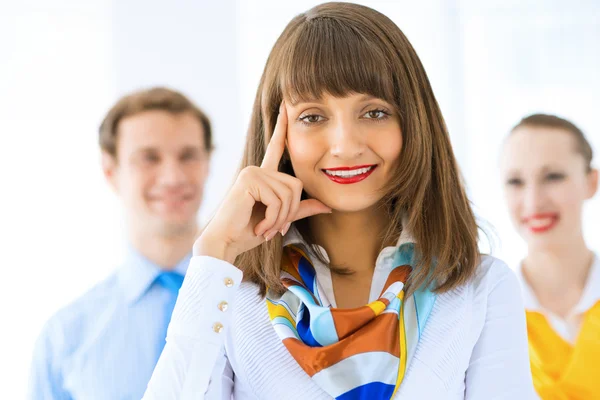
<box><xmin>132</xmin><ymin>147</ymin><xmax>158</xmax><ymax>155</ymax></box>
<box><xmin>131</xmin><ymin>144</ymin><xmax>204</xmax><ymax>155</ymax></box>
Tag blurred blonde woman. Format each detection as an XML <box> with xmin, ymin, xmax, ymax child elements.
<box><xmin>501</xmin><ymin>114</ymin><xmax>599</xmax><ymax>399</ymax></box>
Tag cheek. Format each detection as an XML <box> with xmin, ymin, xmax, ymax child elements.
<box><xmin>187</xmin><ymin>161</ymin><xmax>209</xmax><ymax>184</ymax></box>
<box><xmin>287</xmin><ymin>134</ymin><xmax>322</xmax><ymax>172</ymax></box>
<box><xmin>123</xmin><ymin>168</ymin><xmax>153</xmax><ymax>199</ymax></box>
<box><xmin>550</xmin><ymin>185</ymin><xmax>584</xmax><ymax>214</ymax></box>
<box><xmin>504</xmin><ymin>191</ymin><xmax>523</xmax><ymax>219</ymax></box>
<box><xmin>369</xmin><ymin>128</ymin><xmax>402</xmax><ymax>167</ymax></box>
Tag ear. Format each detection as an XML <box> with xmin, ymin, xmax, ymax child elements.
<box><xmin>101</xmin><ymin>151</ymin><xmax>119</xmax><ymax>191</ymax></box>
<box><xmin>586</xmin><ymin>168</ymin><xmax>598</xmax><ymax>199</ymax></box>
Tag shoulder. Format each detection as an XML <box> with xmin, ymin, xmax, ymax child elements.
<box><xmin>433</xmin><ymin>255</ymin><xmax>522</xmax><ymax>318</ymax></box>
<box><xmin>460</xmin><ymin>255</ymin><xmax>525</xmax><ymax>329</ymax></box>
<box><xmin>469</xmin><ymin>255</ymin><xmax>521</xmax><ymax>299</ymax></box>
<box><xmin>34</xmin><ymin>272</ymin><xmax>121</xmax><ymax>355</ymax></box>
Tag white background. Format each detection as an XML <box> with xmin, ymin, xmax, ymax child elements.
<box><xmin>1</xmin><ymin>0</ymin><xmax>598</xmax><ymax>397</ymax></box>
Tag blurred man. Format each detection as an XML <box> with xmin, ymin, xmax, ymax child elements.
<box><xmin>28</xmin><ymin>87</ymin><xmax>213</xmax><ymax>399</ymax></box>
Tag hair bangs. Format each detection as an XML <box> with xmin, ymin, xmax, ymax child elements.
<box><xmin>279</xmin><ymin>16</ymin><xmax>397</xmax><ymax>105</ymax></box>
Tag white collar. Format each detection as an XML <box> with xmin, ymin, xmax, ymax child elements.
<box><xmin>517</xmin><ymin>253</ymin><xmax>600</xmax><ymax>316</ymax></box>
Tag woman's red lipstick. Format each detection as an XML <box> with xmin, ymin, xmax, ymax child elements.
<box><xmin>322</xmin><ymin>165</ymin><xmax>377</xmax><ymax>184</ymax></box>
<box><xmin>522</xmin><ymin>213</ymin><xmax>559</xmax><ymax>234</ymax></box>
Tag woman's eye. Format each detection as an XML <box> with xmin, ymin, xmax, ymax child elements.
<box><xmin>299</xmin><ymin>114</ymin><xmax>325</xmax><ymax>125</ymax></box>
<box><xmin>506</xmin><ymin>177</ymin><xmax>523</xmax><ymax>187</ymax></box>
<box><xmin>363</xmin><ymin>109</ymin><xmax>389</xmax><ymax>120</ymax></box>
<box><xmin>546</xmin><ymin>172</ymin><xmax>565</xmax><ymax>182</ymax></box>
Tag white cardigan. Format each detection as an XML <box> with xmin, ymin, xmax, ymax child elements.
<box><xmin>143</xmin><ymin>232</ymin><xmax>536</xmax><ymax>399</ymax></box>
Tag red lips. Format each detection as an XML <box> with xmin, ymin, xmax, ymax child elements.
<box><xmin>522</xmin><ymin>213</ymin><xmax>560</xmax><ymax>234</ymax></box>
<box><xmin>322</xmin><ymin>165</ymin><xmax>377</xmax><ymax>184</ymax></box>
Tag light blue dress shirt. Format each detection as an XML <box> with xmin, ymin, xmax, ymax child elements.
<box><xmin>28</xmin><ymin>247</ymin><xmax>191</xmax><ymax>400</ymax></box>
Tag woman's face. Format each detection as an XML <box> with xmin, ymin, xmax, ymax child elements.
<box><xmin>285</xmin><ymin>93</ymin><xmax>402</xmax><ymax>213</ymax></box>
<box><xmin>500</xmin><ymin>127</ymin><xmax>597</xmax><ymax>250</ymax></box>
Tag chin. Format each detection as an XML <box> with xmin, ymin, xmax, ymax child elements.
<box><xmin>318</xmin><ymin>193</ymin><xmax>382</xmax><ymax>214</ymax></box>
<box><xmin>155</xmin><ymin>219</ymin><xmax>196</xmax><ymax>236</ymax></box>
<box><xmin>147</xmin><ymin>209</ymin><xmax>196</xmax><ymax>227</ymax></box>
<box><xmin>524</xmin><ymin>232</ymin><xmax>563</xmax><ymax>251</ymax></box>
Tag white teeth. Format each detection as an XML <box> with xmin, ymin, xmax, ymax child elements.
<box><xmin>324</xmin><ymin>166</ymin><xmax>374</xmax><ymax>177</ymax></box>
<box><xmin>529</xmin><ymin>218</ymin><xmax>553</xmax><ymax>228</ymax></box>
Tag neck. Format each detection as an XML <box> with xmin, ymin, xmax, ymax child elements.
<box><xmin>308</xmin><ymin>205</ymin><xmax>391</xmax><ymax>275</ymax></box>
<box><xmin>523</xmin><ymin>235</ymin><xmax>593</xmax><ymax>295</ymax></box>
<box><xmin>128</xmin><ymin>222</ymin><xmax>199</xmax><ymax>269</ymax></box>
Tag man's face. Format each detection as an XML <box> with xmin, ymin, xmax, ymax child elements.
<box><xmin>103</xmin><ymin>110</ymin><xmax>210</xmax><ymax>236</ymax></box>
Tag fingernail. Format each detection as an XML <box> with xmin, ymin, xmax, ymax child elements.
<box><xmin>264</xmin><ymin>231</ymin><xmax>277</xmax><ymax>241</ymax></box>
<box><xmin>281</xmin><ymin>222</ymin><xmax>291</xmax><ymax>236</ymax></box>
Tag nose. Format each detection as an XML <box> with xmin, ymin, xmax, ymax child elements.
<box><xmin>523</xmin><ymin>182</ymin><xmax>548</xmax><ymax>216</ymax></box>
<box><xmin>157</xmin><ymin>159</ymin><xmax>187</xmax><ymax>187</ymax></box>
<box><xmin>329</xmin><ymin>117</ymin><xmax>365</xmax><ymax>160</ymax></box>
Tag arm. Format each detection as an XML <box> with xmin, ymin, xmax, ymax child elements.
<box><xmin>465</xmin><ymin>260</ymin><xmax>538</xmax><ymax>400</ymax></box>
<box><xmin>27</xmin><ymin>320</ymin><xmax>71</xmax><ymax>400</ymax></box>
<box><xmin>144</xmin><ymin>102</ymin><xmax>330</xmax><ymax>399</ymax></box>
<box><xmin>143</xmin><ymin>256</ymin><xmax>243</xmax><ymax>400</ymax></box>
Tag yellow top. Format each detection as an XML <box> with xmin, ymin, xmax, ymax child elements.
<box><xmin>526</xmin><ymin>301</ymin><xmax>600</xmax><ymax>399</ymax></box>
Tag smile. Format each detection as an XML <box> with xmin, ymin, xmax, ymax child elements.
<box><xmin>522</xmin><ymin>213</ymin><xmax>560</xmax><ymax>234</ymax></box>
<box><xmin>322</xmin><ymin>165</ymin><xmax>377</xmax><ymax>184</ymax></box>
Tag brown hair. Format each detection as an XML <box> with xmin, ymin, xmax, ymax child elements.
<box><xmin>512</xmin><ymin>113</ymin><xmax>594</xmax><ymax>172</ymax></box>
<box><xmin>99</xmin><ymin>87</ymin><xmax>213</xmax><ymax>158</ymax></box>
<box><xmin>237</xmin><ymin>2</ymin><xmax>480</xmax><ymax>296</ymax></box>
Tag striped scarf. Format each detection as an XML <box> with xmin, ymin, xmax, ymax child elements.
<box><xmin>266</xmin><ymin>243</ymin><xmax>436</xmax><ymax>399</ymax></box>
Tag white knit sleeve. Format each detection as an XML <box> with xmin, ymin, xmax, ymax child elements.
<box><xmin>464</xmin><ymin>258</ymin><xmax>538</xmax><ymax>399</ymax></box>
<box><xmin>143</xmin><ymin>256</ymin><xmax>243</xmax><ymax>400</ymax></box>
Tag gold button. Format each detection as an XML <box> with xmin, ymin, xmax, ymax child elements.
<box><xmin>213</xmin><ymin>322</ymin><xmax>224</xmax><ymax>333</ymax></box>
<box><xmin>224</xmin><ymin>277</ymin><xmax>234</xmax><ymax>287</ymax></box>
<box><xmin>218</xmin><ymin>301</ymin><xmax>229</xmax><ymax>312</ymax></box>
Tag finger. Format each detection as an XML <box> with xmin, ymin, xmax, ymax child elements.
<box><xmin>292</xmin><ymin>199</ymin><xmax>332</xmax><ymax>221</ymax></box>
<box><xmin>260</xmin><ymin>101</ymin><xmax>288</xmax><ymax>171</ymax></box>
<box><xmin>263</xmin><ymin>170</ymin><xmax>303</xmax><ymax>227</ymax></box>
<box><xmin>248</xmin><ymin>178</ymin><xmax>282</xmax><ymax>237</ymax></box>
<box><xmin>259</xmin><ymin>174</ymin><xmax>293</xmax><ymax>240</ymax></box>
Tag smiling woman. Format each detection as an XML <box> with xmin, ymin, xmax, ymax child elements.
<box><xmin>501</xmin><ymin>114</ymin><xmax>600</xmax><ymax>399</ymax></box>
<box><xmin>142</xmin><ymin>3</ymin><xmax>536</xmax><ymax>399</ymax></box>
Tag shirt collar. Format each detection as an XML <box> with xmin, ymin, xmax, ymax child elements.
<box><xmin>117</xmin><ymin>245</ymin><xmax>192</xmax><ymax>305</ymax></box>
<box><xmin>517</xmin><ymin>254</ymin><xmax>600</xmax><ymax>315</ymax></box>
<box><xmin>575</xmin><ymin>254</ymin><xmax>600</xmax><ymax>313</ymax></box>
<box><xmin>516</xmin><ymin>264</ymin><xmax>541</xmax><ymax>311</ymax></box>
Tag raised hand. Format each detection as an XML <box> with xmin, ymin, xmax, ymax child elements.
<box><xmin>193</xmin><ymin>102</ymin><xmax>332</xmax><ymax>263</ymax></box>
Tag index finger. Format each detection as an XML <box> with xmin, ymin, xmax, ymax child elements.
<box><xmin>261</xmin><ymin>101</ymin><xmax>288</xmax><ymax>170</ymax></box>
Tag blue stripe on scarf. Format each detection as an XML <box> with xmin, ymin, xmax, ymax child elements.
<box><xmin>297</xmin><ymin>306</ymin><xmax>322</xmax><ymax>347</ymax></box>
<box><xmin>336</xmin><ymin>382</ymin><xmax>395</xmax><ymax>400</ymax></box>
<box><xmin>298</xmin><ymin>256</ymin><xmax>317</xmax><ymax>295</ymax></box>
